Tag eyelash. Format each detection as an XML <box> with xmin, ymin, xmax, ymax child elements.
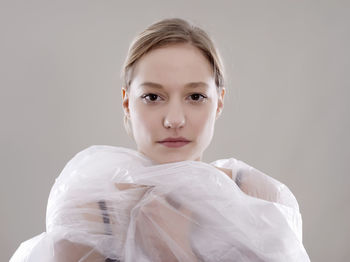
<box><xmin>141</xmin><ymin>93</ymin><xmax>207</xmax><ymax>104</ymax></box>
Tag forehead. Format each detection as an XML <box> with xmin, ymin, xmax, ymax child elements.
<box><xmin>131</xmin><ymin>44</ymin><xmax>215</xmax><ymax>89</ymax></box>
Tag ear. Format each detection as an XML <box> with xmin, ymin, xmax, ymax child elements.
<box><xmin>121</xmin><ymin>87</ymin><xmax>130</xmax><ymax>117</ymax></box>
<box><xmin>216</xmin><ymin>87</ymin><xmax>225</xmax><ymax>120</ymax></box>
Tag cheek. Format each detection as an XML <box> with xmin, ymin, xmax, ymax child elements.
<box><xmin>189</xmin><ymin>104</ymin><xmax>217</xmax><ymax>134</ymax></box>
<box><xmin>130</xmin><ymin>103</ymin><xmax>159</xmax><ymax>135</ymax></box>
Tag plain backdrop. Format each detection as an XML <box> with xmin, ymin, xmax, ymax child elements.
<box><xmin>1</xmin><ymin>0</ymin><xmax>349</xmax><ymax>261</ymax></box>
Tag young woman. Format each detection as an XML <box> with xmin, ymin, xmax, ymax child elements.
<box><xmin>11</xmin><ymin>18</ymin><xmax>310</xmax><ymax>261</ymax></box>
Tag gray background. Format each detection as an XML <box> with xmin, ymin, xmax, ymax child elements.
<box><xmin>1</xmin><ymin>0</ymin><xmax>349</xmax><ymax>261</ymax></box>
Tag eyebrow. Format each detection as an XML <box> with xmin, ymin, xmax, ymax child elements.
<box><xmin>139</xmin><ymin>81</ymin><xmax>209</xmax><ymax>89</ymax></box>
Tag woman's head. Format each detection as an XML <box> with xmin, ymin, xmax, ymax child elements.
<box><xmin>121</xmin><ymin>18</ymin><xmax>226</xmax><ymax>164</ymax></box>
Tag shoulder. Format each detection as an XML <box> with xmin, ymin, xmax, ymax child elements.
<box><xmin>211</xmin><ymin>157</ymin><xmax>300</xmax><ymax>211</ymax></box>
<box><xmin>54</xmin><ymin>145</ymin><xmax>154</xmax><ymax>185</ymax></box>
<box><xmin>66</xmin><ymin>145</ymin><xmax>152</xmax><ymax>167</ymax></box>
<box><xmin>70</xmin><ymin>145</ymin><xmax>148</xmax><ymax>163</ymax></box>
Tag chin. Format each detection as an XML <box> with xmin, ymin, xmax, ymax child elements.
<box><xmin>159</xmin><ymin>153</ymin><xmax>201</xmax><ymax>164</ymax></box>
<box><xmin>142</xmin><ymin>144</ymin><xmax>201</xmax><ymax>164</ymax></box>
<box><xmin>150</xmin><ymin>154</ymin><xmax>187</xmax><ymax>165</ymax></box>
<box><xmin>155</xmin><ymin>158</ymin><xmax>183</xmax><ymax>165</ymax></box>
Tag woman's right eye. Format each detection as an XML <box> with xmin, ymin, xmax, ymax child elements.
<box><xmin>141</xmin><ymin>93</ymin><xmax>161</xmax><ymax>103</ymax></box>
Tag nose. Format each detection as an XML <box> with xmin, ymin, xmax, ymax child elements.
<box><xmin>163</xmin><ymin>101</ymin><xmax>186</xmax><ymax>129</ymax></box>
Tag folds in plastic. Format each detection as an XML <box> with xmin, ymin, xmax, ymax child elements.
<box><xmin>11</xmin><ymin>145</ymin><xmax>310</xmax><ymax>261</ymax></box>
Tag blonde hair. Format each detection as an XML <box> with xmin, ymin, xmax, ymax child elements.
<box><xmin>121</xmin><ymin>18</ymin><xmax>226</xmax><ymax>138</ymax></box>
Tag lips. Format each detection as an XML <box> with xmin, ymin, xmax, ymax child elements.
<box><xmin>158</xmin><ymin>137</ymin><xmax>191</xmax><ymax>148</ymax></box>
<box><xmin>159</xmin><ymin>137</ymin><xmax>190</xmax><ymax>143</ymax></box>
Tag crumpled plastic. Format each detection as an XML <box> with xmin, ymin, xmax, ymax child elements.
<box><xmin>10</xmin><ymin>145</ymin><xmax>310</xmax><ymax>261</ymax></box>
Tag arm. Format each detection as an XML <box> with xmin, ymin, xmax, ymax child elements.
<box><xmin>51</xmin><ymin>183</ymin><xmax>149</xmax><ymax>262</ymax></box>
<box><xmin>214</xmin><ymin>165</ymin><xmax>299</xmax><ymax>210</ymax></box>
<box><xmin>53</xmin><ymin>239</ymin><xmax>106</xmax><ymax>262</ymax></box>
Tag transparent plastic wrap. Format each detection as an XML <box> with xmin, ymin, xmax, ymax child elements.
<box><xmin>11</xmin><ymin>145</ymin><xmax>310</xmax><ymax>261</ymax></box>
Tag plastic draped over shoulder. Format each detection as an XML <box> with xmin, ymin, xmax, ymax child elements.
<box><xmin>11</xmin><ymin>145</ymin><xmax>310</xmax><ymax>262</ymax></box>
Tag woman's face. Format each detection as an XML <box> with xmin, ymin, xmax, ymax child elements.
<box><xmin>122</xmin><ymin>43</ymin><xmax>225</xmax><ymax>164</ymax></box>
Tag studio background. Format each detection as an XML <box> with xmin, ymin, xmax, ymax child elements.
<box><xmin>1</xmin><ymin>0</ymin><xmax>349</xmax><ymax>261</ymax></box>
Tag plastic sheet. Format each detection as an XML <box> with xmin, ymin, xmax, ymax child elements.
<box><xmin>11</xmin><ymin>145</ymin><xmax>310</xmax><ymax>261</ymax></box>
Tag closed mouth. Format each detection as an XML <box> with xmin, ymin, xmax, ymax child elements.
<box><xmin>158</xmin><ymin>137</ymin><xmax>190</xmax><ymax>143</ymax></box>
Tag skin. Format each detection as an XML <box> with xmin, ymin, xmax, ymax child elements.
<box><xmin>52</xmin><ymin>43</ymin><xmax>283</xmax><ymax>261</ymax></box>
<box><xmin>119</xmin><ymin>43</ymin><xmax>235</xmax><ymax>260</ymax></box>
<box><xmin>122</xmin><ymin>43</ymin><xmax>226</xmax><ymax>165</ymax></box>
